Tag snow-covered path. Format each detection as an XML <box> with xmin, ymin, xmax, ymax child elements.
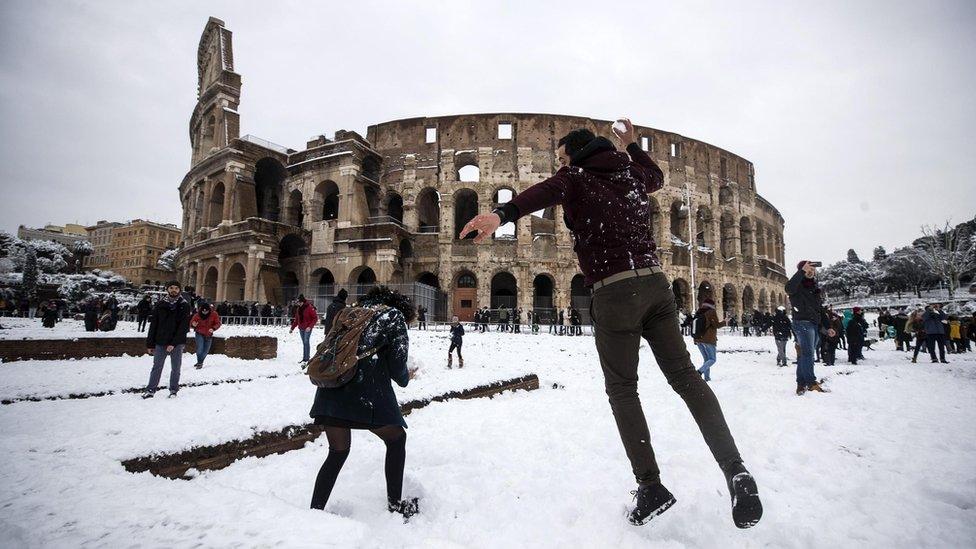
<box><xmin>0</xmin><ymin>318</ymin><xmax>974</xmax><ymax>548</ymax></box>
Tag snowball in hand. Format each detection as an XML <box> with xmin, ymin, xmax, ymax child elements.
<box><xmin>612</xmin><ymin>120</ymin><xmax>627</xmax><ymax>134</ymax></box>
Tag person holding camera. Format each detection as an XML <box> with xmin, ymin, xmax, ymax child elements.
<box><xmin>459</xmin><ymin>118</ymin><xmax>761</xmax><ymax>529</ymax></box>
<box><xmin>785</xmin><ymin>261</ymin><xmax>829</xmax><ymax>394</ymax></box>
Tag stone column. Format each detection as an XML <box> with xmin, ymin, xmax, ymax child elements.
<box><xmin>245</xmin><ymin>248</ymin><xmax>258</xmax><ymax>301</ymax></box>
<box><xmin>194</xmin><ymin>260</ymin><xmax>204</xmax><ymax>293</ymax></box>
<box><xmin>215</xmin><ymin>254</ymin><xmax>227</xmax><ymax>302</ymax></box>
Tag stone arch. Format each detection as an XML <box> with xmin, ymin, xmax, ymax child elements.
<box><xmin>492</xmin><ymin>187</ymin><xmax>517</xmax><ymax>239</ymax></box>
<box><xmin>532</xmin><ymin>273</ymin><xmax>556</xmax><ymax>309</ymax></box>
<box><xmin>759</xmin><ymin>288</ymin><xmax>769</xmax><ymax>311</ymax></box>
<box><xmin>315</xmin><ymin>180</ymin><xmax>340</xmax><ymax>221</ymax></box>
<box><xmin>416</xmin><ymin>187</ymin><xmax>440</xmax><ymax>232</ymax></box>
<box><xmin>417</xmin><ymin>271</ymin><xmax>440</xmax><ymax>288</ymax></box>
<box><xmin>739</xmin><ymin>217</ymin><xmax>754</xmax><ymax>259</ymax></box>
<box><xmin>742</xmin><ymin>285</ymin><xmax>755</xmax><ymax>312</ymax></box>
<box><xmin>455</xmin><ymin>150</ymin><xmax>479</xmax><ymax>183</ymax></box>
<box><xmin>490</xmin><ymin>271</ymin><xmax>518</xmax><ymax>309</ymax></box>
<box><xmin>399</xmin><ymin>238</ymin><xmax>413</xmax><ymax>260</ymax></box>
<box><xmin>278</xmin><ymin>234</ymin><xmax>308</xmax><ymax>261</ymax></box>
<box><xmin>454</xmin><ymin>188</ymin><xmax>479</xmax><ymax>239</ymax></box>
<box><xmin>203</xmin><ymin>266</ymin><xmax>218</xmax><ymax>300</ymax></box>
<box><xmin>225</xmin><ymin>262</ymin><xmax>246</xmax><ymax>302</ymax></box>
<box><xmin>208</xmin><ymin>181</ymin><xmax>225</xmax><ymax>228</ymax></box>
<box><xmin>202</xmin><ymin>115</ymin><xmax>216</xmax><ymax>152</ymax></box>
<box><xmin>312</xmin><ymin>268</ymin><xmax>335</xmax><ymax>298</ymax></box>
<box><xmin>697</xmin><ymin>280</ymin><xmax>714</xmax><ymax>304</ymax></box>
<box><xmin>719</xmin><ymin>211</ymin><xmax>735</xmax><ymax>259</ymax></box>
<box><xmin>722</xmin><ymin>283</ymin><xmax>738</xmax><ymax>319</ymax></box>
<box><xmin>672</xmin><ymin>278</ymin><xmax>691</xmax><ymax>313</ymax></box>
<box><xmin>387</xmin><ymin>192</ymin><xmax>404</xmax><ymax>224</ymax></box>
<box><xmin>254</xmin><ymin>157</ymin><xmax>286</xmax><ymax>222</ymax></box>
<box><xmin>571</xmin><ymin>274</ymin><xmax>591</xmax><ymax>324</ymax></box>
<box><xmin>349</xmin><ymin>266</ymin><xmax>377</xmax><ymax>301</ymax></box>
<box><xmin>280</xmin><ymin>271</ymin><xmax>300</xmax><ymax>304</ymax></box>
<box><xmin>286</xmin><ymin>189</ymin><xmax>304</xmax><ymax>227</ymax></box>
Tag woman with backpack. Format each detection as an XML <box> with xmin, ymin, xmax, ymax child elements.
<box><xmin>308</xmin><ymin>286</ymin><xmax>419</xmax><ymax>519</ymax></box>
<box><xmin>692</xmin><ymin>298</ymin><xmax>724</xmax><ymax>381</ymax></box>
<box><xmin>190</xmin><ymin>301</ymin><xmax>221</xmax><ymax>369</ymax></box>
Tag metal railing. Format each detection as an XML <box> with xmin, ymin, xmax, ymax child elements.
<box><xmin>240</xmin><ymin>134</ymin><xmax>290</xmax><ymax>154</ymax></box>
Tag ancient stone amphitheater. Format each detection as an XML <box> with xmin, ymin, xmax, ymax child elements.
<box><xmin>177</xmin><ymin>17</ymin><xmax>788</xmax><ymax>322</ymax></box>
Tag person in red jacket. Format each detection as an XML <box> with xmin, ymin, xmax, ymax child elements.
<box><xmin>290</xmin><ymin>294</ymin><xmax>319</xmax><ymax>365</ymax></box>
<box><xmin>190</xmin><ymin>301</ymin><xmax>222</xmax><ymax>369</ymax></box>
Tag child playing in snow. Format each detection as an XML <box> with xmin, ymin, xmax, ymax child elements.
<box><xmin>448</xmin><ymin>315</ymin><xmax>464</xmax><ymax>368</ymax></box>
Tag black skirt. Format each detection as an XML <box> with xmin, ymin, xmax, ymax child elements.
<box><xmin>313</xmin><ymin>415</ymin><xmax>385</xmax><ymax>430</ymax></box>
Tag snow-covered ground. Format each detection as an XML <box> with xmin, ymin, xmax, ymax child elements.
<box><xmin>1</xmin><ymin>317</ymin><xmax>974</xmax><ymax>548</ymax></box>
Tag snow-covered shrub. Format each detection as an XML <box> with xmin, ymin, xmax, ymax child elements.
<box><xmin>157</xmin><ymin>249</ymin><xmax>178</xmax><ymax>271</ymax></box>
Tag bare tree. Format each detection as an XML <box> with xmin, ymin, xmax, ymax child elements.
<box><xmin>916</xmin><ymin>219</ymin><xmax>976</xmax><ymax>299</ymax></box>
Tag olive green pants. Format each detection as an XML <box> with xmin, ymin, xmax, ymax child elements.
<box><xmin>591</xmin><ymin>272</ymin><xmax>742</xmax><ymax>485</ymax></box>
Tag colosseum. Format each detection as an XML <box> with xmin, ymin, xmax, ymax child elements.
<box><xmin>176</xmin><ymin>17</ymin><xmax>789</xmax><ymax>323</ymax></box>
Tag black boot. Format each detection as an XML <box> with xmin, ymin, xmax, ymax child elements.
<box><xmin>723</xmin><ymin>463</ymin><xmax>763</xmax><ymax>529</ymax></box>
<box><xmin>388</xmin><ymin>497</ymin><xmax>420</xmax><ymax>520</ymax></box>
<box><xmin>627</xmin><ymin>482</ymin><xmax>676</xmax><ymax>525</ymax></box>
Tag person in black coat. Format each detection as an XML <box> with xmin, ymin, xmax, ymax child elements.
<box><xmin>845</xmin><ymin>307</ymin><xmax>868</xmax><ymax>365</ymax></box>
<box><xmin>323</xmin><ymin>289</ymin><xmax>347</xmax><ymax>334</ymax></box>
<box><xmin>309</xmin><ymin>286</ymin><xmax>419</xmax><ymax>518</ymax></box>
<box><xmin>142</xmin><ymin>281</ymin><xmax>191</xmax><ymax>398</ymax></box>
<box><xmin>772</xmin><ymin>307</ymin><xmax>793</xmax><ymax>366</ymax></box>
<box><xmin>41</xmin><ymin>301</ymin><xmax>58</xmax><ymax>328</ymax></box>
<box><xmin>448</xmin><ymin>315</ymin><xmax>464</xmax><ymax>368</ymax></box>
<box><xmin>136</xmin><ymin>295</ymin><xmax>153</xmax><ymax>332</ymax></box>
<box><xmin>417</xmin><ymin>305</ymin><xmax>428</xmax><ymax>330</ymax></box>
<box><xmin>83</xmin><ymin>298</ymin><xmax>100</xmax><ymax>332</ymax></box>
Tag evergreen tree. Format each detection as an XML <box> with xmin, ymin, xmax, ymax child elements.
<box><xmin>22</xmin><ymin>246</ymin><xmax>38</xmax><ymax>304</ymax></box>
<box><xmin>872</xmin><ymin>246</ymin><xmax>887</xmax><ymax>261</ymax></box>
<box><xmin>847</xmin><ymin>249</ymin><xmax>861</xmax><ymax>263</ymax></box>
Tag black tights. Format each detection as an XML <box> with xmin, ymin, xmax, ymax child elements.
<box><xmin>310</xmin><ymin>425</ymin><xmax>406</xmax><ymax>510</ymax></box>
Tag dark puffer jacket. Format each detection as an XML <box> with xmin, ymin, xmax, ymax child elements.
<box><xmin>785</xmin><ymin>270</ymin><xmax>824</xmax><ymax>323</ymax></box>
<box><xmin>772</xmin><ymin>310</ymin><xmax>793</xmax><ymax>340</ymax></box>
<box><xmin>310</xmin><ymin>307</ymin><xmax>410</xmax><ymax>427</ymax></box>
<box><xmin>146</xmin><ymin>296</ymin><xmax>191</xmax><ymax>347</ymax></box>
<box><xmin>501</xmin><ymin>138</ymin><xmax>665</xmax><ymax>286</ymax></box>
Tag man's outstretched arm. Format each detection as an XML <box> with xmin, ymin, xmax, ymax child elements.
<box><xmin>460</xmin><ymin>170</ymin><xmax>571</xmax><ymax>243</ymax></box>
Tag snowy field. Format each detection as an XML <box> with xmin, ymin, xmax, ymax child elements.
<box><xmin>1</xmin><ymin>317</ymin><xmax>974</xmax><ymax>548</ymax></box>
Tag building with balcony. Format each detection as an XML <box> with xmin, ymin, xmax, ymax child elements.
<box><xmin>176</xmin><ymin>17</ymin><xmax>789</xmax><ymax>322</ymax></box>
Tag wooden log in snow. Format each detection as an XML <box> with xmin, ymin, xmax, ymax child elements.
<box><xmin>121</xmin><ymin>374</ymin><xmax>540</xmax><ymax>479</ymax></box>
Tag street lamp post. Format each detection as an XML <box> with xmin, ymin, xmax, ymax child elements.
<box><xmin>685</xmin><ymin>182</ymin><xmax>697</xmax><ymax>313</ymax></box>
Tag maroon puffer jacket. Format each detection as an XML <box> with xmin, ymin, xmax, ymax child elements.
<box><xmin>507</xmin><ymin>139</ymin><xmax>665</xmax><ymax>286</ymax></box>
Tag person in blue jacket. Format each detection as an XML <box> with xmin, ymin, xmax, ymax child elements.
<box><xmin>308</xmin><ymin>286</ymin><xmax>419</xmax><ymax>518</ymax></box>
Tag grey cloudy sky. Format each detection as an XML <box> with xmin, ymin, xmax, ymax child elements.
<box><xmin>1</xmin><ymin>0</ymin><xmax>974</xmax><ymax>267</ymax></box>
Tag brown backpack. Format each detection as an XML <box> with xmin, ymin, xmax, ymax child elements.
<box><xmin>306</xmin><ymin>306</ymin><xmax>386</xmax><ymax>388</ymax></box>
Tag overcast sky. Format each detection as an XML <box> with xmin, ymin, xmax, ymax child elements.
<box><xmin>1</xmin><ymin>0</ymin><xmax>974</xmax><ymax>267</ymax></box>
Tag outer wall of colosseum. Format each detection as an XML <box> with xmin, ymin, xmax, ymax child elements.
<box><xmin>175</xmin><ymin>18</ymin><xmax>789</xmax><ymax>322</ymax></box>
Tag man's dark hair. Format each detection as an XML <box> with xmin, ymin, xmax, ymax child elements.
<box><xmin>557</xmin><ymin>129</ymin><xmax>596</xmax><ymax>159</ymax></box>
<box><xmin>360</xmin><ymin>285</ymin><xmax>417</xmax><ymax>323</ymax></box>
<box><xmin>165</xmin><ymin>280</ymin><xmax>181</xmax><ymax>289</ymax></box>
